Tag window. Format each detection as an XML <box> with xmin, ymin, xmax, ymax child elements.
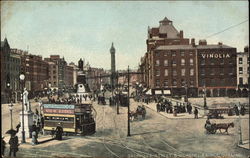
<box><xmin>164</xmin><ymin>80</ymin><xmax>168</xmax><ymax>87</ymax></box>
<box><xmin>229</xmin><ymin>59</ymin><xmax>233</xmax><ymax>65</ymax></box>
<box><xmin>181</xmin><ymin>51</ymin><xmax>185</xmax><ymax>56</ymax></box>
<box><xmin>239</xmin><ymin>77</ymin><xmax>243</xmax><ymax>85</ymax></box>
<box><xmin>201</xmin><ymin>68</ymin><xmax>205</xmax><ymax>76</ymax></box>
<box><xmin>248</xmin><ymin>67</ymin><xmax>250</xmax><ymax>74</ymax></box>
<box><xmin>229</xmin><ymin>68</ymin><xmax>234</xmax><ymax>75</ymax></box>
<box><xmin>156</xmin><ymin>80</ymin><xmax>160</xmax><ymax>87</ymax></box>
<box><xmin>164</xmin><ymin>52</ymin><xmax>168</xmax><ymax>56</ymax></box>
<box><xmin>164</xmin><ymin>60</ymin><xmax>168</xmax><ymax>66</ymax></box>
<box><xmin>239</xmin><ymin>67</ymin><xmax>243</xmax><ymax>74</ymax></box>
<box><xmin>189</xmin><ymin>52</ymin><xmax>193</xmax><ymax>56</ymax></box>
<box><xmin>248</xmin><ymin>57</ymin><xmax>250</xmax><ymax>64</ymax></box>
<box><xmin>171</xmin><ymin>51</ymin><xmax>176</xmax><ymax>56</ymax></box>
<box><xmin>201</xmin><ymin>59</ymin><xmax>205</xmax><ymax>65</ymax></box>
<box><xmin>181</xmin><ymin>69</ymin><xmax>185</xmax><ymax>76</ymax></box>
<box><xmin>181</xmin><ymin>59</ymin><xmax>185</xmax><ymax>66</ymax></box>
<box><xmin>220</xmin><ymin>69</ymin><xmax>224</xmax><ymax>75</ymax></box>
<box><xmin>173</xmin><ymin>79</ymin><xmax>177</xmax><ymax>86</ymax></box>
<box><xmin>164</xmin><ymin>69</ymin><xmax>168</xmax><ymax>76</ymax></box>
<box><xmin>220</xmin><ymin>59</ymin><xmax>224</xmax><ymax>65</ymax></box>
<box><xmin>190</xmin><ymin>80</ymin><xmax>194</xmax><ymax>86</ymax></box>
<box><xmin>155</xmin><ymin>60</ymin><xmax>160</xmax><ymax>66</ymax></box>
<box><xmin>201</xmin><ymin>79</ymin><xmax>205</xmax><ymax>86</ymax></box>
<box><xmin>210</xmin><ymin>59</ymin><xmax>214</xmax><ymax>65</ymax></box>
<box><xmin>173</xmin><ymin>69</ymin><xmax>177</xmax><ymax>76</ymax></box>
<box><xmin>210</xmin><ymin>69</ymin><xmax>215</xmax><ymax>75</ymax></box>
<box><xmin>211</xmin><ymin>79</ymin><xmax>215</xmax><ymax>85</ymax></box>
<box><xmin>190</xmin><ymin>69</ymin><xmax>194</xmax><ymax>76</ymax></box>
<box><xmin>156</xmin><ymin>70</ymin><xmax>160</xmax><ymax>76</ymax></box>
<box><xmin>172</xmin><ymin>60</ymin><xmax>177</xmax><ymax>66</ymax></box>
<box><xmin>190</xmin><ymin>58</ymin><xmax>194</xmax><ymax>66</ymax></box>
<box><xmin>239</xmin><ymin>58</ymin><xmax>243</xmax><ymax>64</ymax></box>
<box><xmin>181</xmin><ymin>79</ymin><xmax>185</xmax><ymax>87</ymax></box>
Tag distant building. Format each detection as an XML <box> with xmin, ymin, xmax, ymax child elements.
<box><xmin>237</xmin><ymin>46</ymin><xmax>249</xmax><ymax>96</ymax></box>
<box><xmin>1</xmin><ymin>38</ymin><xmax>11</xmax><ymax>103</ymax></box>
<box><xmin>69</xmin><ymin>62</ymin><xmax>79</xmax><ymax>86</ymax></box>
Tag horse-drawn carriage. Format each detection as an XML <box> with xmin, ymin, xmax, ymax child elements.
<box><xmin>204</xmin><ymin>121</ymin><xmax>234</xmax><ymax>134</ymax></box>
<box><xmin>129</xmin><ymin>105</ymin><xmax>146</xmax><ymax>121</ymax></box>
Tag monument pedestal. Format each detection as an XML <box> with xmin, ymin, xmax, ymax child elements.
<box><xmin>18</xmin><ymin>110</ymin><xmax>34</xmax><ymax>139</ymax></box>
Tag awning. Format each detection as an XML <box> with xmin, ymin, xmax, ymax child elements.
<box><xmin>155</xmin><ymin>90</ymin><xmax>162</xmax><ymax>95</ymax></box>
<box><xmin>145</xmin><ymin>89</ymin><xmax>152</xmax><ymax>95</ymax></box>
<box><xmin>163</xmin><ymin>90</ymin><xmax>171</xmax><ymax>95</ymax></box>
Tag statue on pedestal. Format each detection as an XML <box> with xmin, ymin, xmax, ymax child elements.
<box><xmin>23</xmin><ymin>88</ymin><xmax>31</xmax><ymax>112</ymax></box>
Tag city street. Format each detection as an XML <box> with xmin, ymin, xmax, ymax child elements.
<box><xmin>2</xmin><ymin>98</ymin><xmax>250</xmax><ymax>157</ymax></box>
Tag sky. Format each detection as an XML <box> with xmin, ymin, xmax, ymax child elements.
<box><xmin>1</xmin><ymin>1</ymin><xmax>249</xmax><ymax>70</ymax></box>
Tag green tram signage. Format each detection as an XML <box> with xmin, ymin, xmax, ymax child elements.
<box><xmin>43</xmin><ymin>104</ymin><xmax>75</xmax><ymax>109</ymax></box>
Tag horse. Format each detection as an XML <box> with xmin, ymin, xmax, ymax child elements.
<box><xmin>129</xmin><ymin>111</ymin><xmax>138</xmax><ymax>121</ymax></box>
<box><xmin>215</xmin><ymin>122</ymin><xmax>234</xmax><ymax>134</ymax></box>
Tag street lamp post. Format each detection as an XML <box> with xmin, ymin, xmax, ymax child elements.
<box><xmin>7</xmin><ymin>83</ymin><xmax>10</xmax><ymax>103</ymax></box>
<box><xmin>19</xmin><ymin>74</ymin><xmax>26</xmax><ymax>143</ymax></box>
<box><xmin>127</xmin><ymin>66</ymin><xmax>131</xmax><ymax>137</ymax></box>
<box><xmin>8</xmin><ymin>102</ymin><xmax>14</xmax><ymax>129</ymax></box>
<box><xmin>203</xmin><ymin>84</ymin><xmax>207</xmax><ymax>109</ymax></box>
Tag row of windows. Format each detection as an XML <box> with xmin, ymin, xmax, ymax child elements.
<box><xmin>155</xmin><ymin>51</ymin><xmax>194</xmax><ymax>57</ymax></box>
<box><xmin>239</xmin><ymin>67</ymin><xmax>250</xmax><ymax>74</ymax></box>
<box><xmin>45</xmin><ymin>116</ymin><xmax>74</xmax><ymax>122</ymax></box>
<box><xmin>238</xmin><ymin>57</ymin><xmax>250</xmax><ymax>64</ymax></box>
<box><xmin>200</xmin><ymin>78</ymin><xmax>236</xmax><ymax>86</ymax></box>
<box><xmin>155</xmin><ymin>79</ymin><xmax>195</xmax><ymax>87</ymax></box>
<box><xmin>155</xmin><ymin>68</ymin><xmax>194</xmax><ymax>77</ymax></box>
<box><xmin>200</xmin><ymin>59</ymin><xmax>233</xmax><ymax>65</ymax></box>
<box><xmin>200</xmin><ymin>68</ymin><xmax>235</xmax><ymax>75</ymax></box>
<box><xmin>155</xmin><ymin>58</ymin><xmax>194</xmax><ymax>66</ymax></box>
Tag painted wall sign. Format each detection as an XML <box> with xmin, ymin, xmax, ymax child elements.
<box><xmin>201</xmin><ymin>53</ymin><xmax>230</xmax><ymax>59</ymax></box>
<box><xmin>43</xmin><ymin>108</ymin><xmax>75</xmax><ymax>114</ymax></box>
<box><xmin>43</xmin><ymin>104</ymin><xmax>75</xmax><ymax>109</ymax></box>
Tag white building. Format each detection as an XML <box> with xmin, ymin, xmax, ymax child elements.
<box><xmin>237</xmin><ymin>46</ymin><xmax>249</xmax><ymax>90</ymax></box>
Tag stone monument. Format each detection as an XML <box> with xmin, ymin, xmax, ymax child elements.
<box><xmin>18</xmin><ymin>88</ymin><xmax>34</xmax><ymax>139</ymax></box>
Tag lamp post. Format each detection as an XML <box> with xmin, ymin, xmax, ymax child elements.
<box><xmin>7</xmin><ymin>82</ymin><xmax>10</xmax><ymax>103</ymax></box>
<box><xmin>185</xmin><ymin>83</ymin><xmax>188</xmax><ymax>103</ymax></box>
<box><xmin>8</xmin><ymin>102</ymin><xmax>14</xmax><ymax>129</ymax></box>
<box><xmin>127</xmin><ymin>66</ymin><xmax>131</xmax><ymax>136</ymax></box>
<box><xmin>19</xmin><ymin>74</ymin><xmax>26</xmax><ymax>143</ymax></box>
<box><xmin>203</xmin><ymin>84</ymin><xmax>207</xmax><ymax>109</ymax></box>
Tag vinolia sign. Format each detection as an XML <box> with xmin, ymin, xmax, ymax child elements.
<box><xmin>201</xmin><ymin>53</ymin><xmax>230</xmax><ymax>59</ymax></box>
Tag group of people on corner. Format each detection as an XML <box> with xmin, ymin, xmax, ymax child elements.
<box><xmin>155</xmin><ymin>98</ymin><xmax>199</xmax><ymax>119</ymax></box>
<box><xmin>48</xmin><ymin>94</ymin><xmax>93</xmax><ymax>104</ymax></box>
<box><xmin>231</xmin><ymin>104</ymin><xmax>246</xmax><ymax>116</ymax></box>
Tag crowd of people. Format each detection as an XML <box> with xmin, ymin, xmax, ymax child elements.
<box><xmin>47</xmin><ymin>94</ymin><xmax>93</xmax><ymax>104</ymax></box>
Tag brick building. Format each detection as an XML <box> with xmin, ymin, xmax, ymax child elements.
<box><xmin>139</xmin><ymin>17</ymin><xmax>238</xmax><ymax>97</ymax></box>
<box><xmin>197</xmin><ymin>41</ymin><xmax>237</xmax><ymax>97</ymax></box>
<box><xmin>236</xmin><ymin>46</ymin><xmax>249</xmax><ymax>96</ymax></box>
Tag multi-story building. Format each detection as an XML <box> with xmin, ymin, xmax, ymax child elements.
<box><xmin>65</xmin><ymin>65</ymin><xmax>74</xmax><ymax>88</ymax></box>
<box><xmin>140</xmin><ymin>17</ymin><xmax>238</xmax><ymax>97</ymax></box>
<box><xmin>237</xmin><ymin>46</ymin><xmax>249</xmax><ymax>96</ymax></box>
<box><xmin>1</xmin><ymin>38</ymin><xmax>11</xmax><ymax>103</ymax></box>
<box><xmin>69</xmin><ymin>62</ymin><xmax>79</xmax><ymax>86</ymax></box>
<box><xmin>47</xmin><ymin>61</ymin><xmax>58</xmax><ymax>89</ymax></box>
<box><xmin>44</xmin><ymin>55</ymin><xmax>67</xmax><ymax>89</ymax></box>
<box><xmin>197</xmin><ymin>41</ymin><xmax>237</xmax><ymax>97</ymax></box>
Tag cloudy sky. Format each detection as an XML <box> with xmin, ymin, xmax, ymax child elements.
<box><xmin>1</xmin><ymin>1</ymin><xmax>249</xmax><ymax>70</ymax></box>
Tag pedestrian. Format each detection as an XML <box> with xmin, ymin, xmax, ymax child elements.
<box><xmin>55</xmin><ymin>123</ymin><xmax>63</xmax><ymax>140</ymax></box>
<box><xmin>234</xmin><ymin>105</ymin><xmax>239</xmax><ymax>116</ymax></box>
<box><xmin>31</xmin><ymin>129</ymin><xmax>38</xmax><ymax>145</ymax></box>
<box><xmin>240</xmin><ymin>105</ymin><xmax>246</xmax><ymax>116</ymax></box>
<box><xmin>1</xmin><ymin>137</ymin><xmax>6</xmax><ymax>157</ymax></box>
<box><xmin>9</xmin><ymin>133</ymin><xmax>19</xmax><ymax>157</ymax></box>
<box><xmin>194</xmin><ymin>107</ymin><xmax>198</xmax><ymax>119</ymax></box>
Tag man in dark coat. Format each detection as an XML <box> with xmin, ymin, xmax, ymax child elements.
<box><xmin>55</xmin><ymin>123</ymin><xmax>63</xmax><ymax>140</ymax></box>
<box><xmin>9</xmin><ymin>133</ymin><xmax>19</xmax><ymax>157</ymax></box>
<box><xmin>234</xmin><ymin>105</ymin><xmax>239</xmax><ymax>116</ymax></box>
<box><xmin>194</xmin><ymin>107</ymin><xmax>198</xmax><ymax>119</ymax></box>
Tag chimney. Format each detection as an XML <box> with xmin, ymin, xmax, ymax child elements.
<box><xmin>244</xmin><ymin>46</ymin><xmax>248</xmax><ymax>52</ymax></box>
<box><xmin>191</xmin><ymin>38</ymin><xmax>195</xmax><ymax>47</ymax></box>
<box><xmin>199</xmin><ymin>39</ymin><xmax>207</xmax><ymax>45</ymax></box>
<box><xmin>180</xmin><ymin>30</ymin><xmax>183</xmax><ymax>38</ymax></box>
<box><xmin>218</xmin><ymin>42</ymin><xmax>223</xmax><ymax>45</ymax></box>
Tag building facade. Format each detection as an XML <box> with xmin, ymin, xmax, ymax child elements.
<box><xmin>236</xmin><ymin>46</ymin><xmax>249</xmax><ymax>96</ymax></box>
<box><xmin>139</xmin><ymin>17</ymin><xmax>238</xmax><ymax>97</ymax></box>
<box><xmin>197</xmin><ymin>42</ymin><xmax>237</xmax><ymax>97</ymax></box>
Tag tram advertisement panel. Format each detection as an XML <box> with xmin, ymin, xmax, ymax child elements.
<box><xmin>43</xmin><ymin>104</ymin><xmax>75</xmax><ymax>114</ymax></box>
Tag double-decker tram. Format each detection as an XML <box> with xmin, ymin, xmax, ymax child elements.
<box><xmin>43</xmin><ymin>102</ymin><xmax>96</xmax><ymax>135</ymax></box>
